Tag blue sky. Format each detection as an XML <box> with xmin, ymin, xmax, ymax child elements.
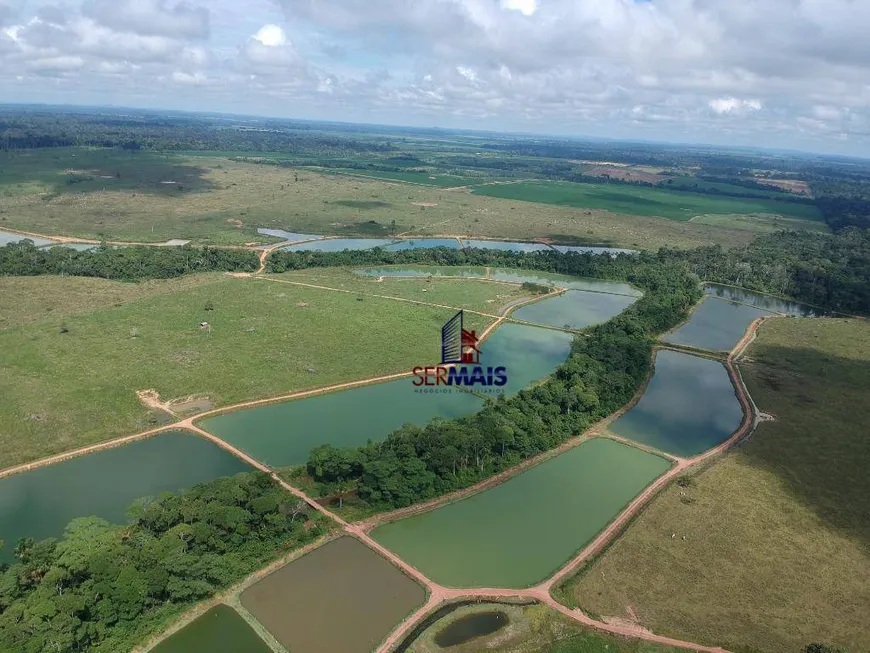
<box><xmin>1</xmin><ymin>0</ymin><xmax>868</xmax><ymax>156</ymax></box>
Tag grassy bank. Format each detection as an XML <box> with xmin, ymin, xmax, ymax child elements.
<box><xmin>0</xmin><ymin>273</ymin><xmax>496</xmax><ymax>468</ymax></box>
<box><xmin>563</xmin><ymin>317</ymin><xmax>870</xmax><ymax>652</ymax></box>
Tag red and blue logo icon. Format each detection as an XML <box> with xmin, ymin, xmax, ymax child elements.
<box><xmin>412</xmin><ymin>310</ymin><xmax>508</xmax><ymax>389</ymax></box>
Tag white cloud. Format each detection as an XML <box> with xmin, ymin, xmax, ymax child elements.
<box><xmin>252</xmin><ymin>23</ymin><xmax>285</xmax><ymax>47</ymax></box>
<box><xmin>501</xmin><ymin>0</ymin><xmax>537</xmax><ymax>17</ymax></box>
<box><xmin>171</xmin><ymin>70</ymin><xmax>207</xmax><ymax>84</ymax></box>
<box><xmin>709</xmin><ymin>97</ymin><xmax>762</xmax><ymax>114</ymax></box>
<box><xmin>81</xmin><ymin>0</ymin><xmax>209</xmax><ymax>39</ymax></box>
<box><xmin>0</xmin><ymin>0</ymin><xmax>867</xmax><ymax>154</ymax></box>
<box><xmin>456</xmin><ymin>65</ymin><xmax>477</xmax><ymax>81</ymax></box>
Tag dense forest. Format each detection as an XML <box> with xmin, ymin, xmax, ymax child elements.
<box><xmin>662</xmin><ymin>228</ymin><xmax>870</xmax><ymax>314</ymax></box>
<box><xmin>0</xmin><ymin>472</ymin><xmax>329</xmax><ymax>653</ymax></box>
<box><xmin>0</xmin><ymin>242</ymin><xmax>258</xmax><ymax>280</ymax></box>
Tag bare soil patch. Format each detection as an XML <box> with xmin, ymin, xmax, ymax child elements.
<box><xmin>754</xmin><ymin>178</ymin><xmax>812</xmax><ymax>195</ymax></box>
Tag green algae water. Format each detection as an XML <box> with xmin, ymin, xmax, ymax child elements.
<box><xmin>282</xmin><ymin>238</ymin><xmax>396</xmax><ymax>251</ymax></box>
<box><xmin>0</xmin><ymin>431</ymin><xmax>249</xmax><ymax>563</ymax></box>
<box><xmin>151</xmin><ymin>604</ymin><xmax>271</xmax><ymax>653</ymax></box>
<box><xmin>511</xmin><ymin>290</ymin><xmax>637</xmax><ymax>330</ymax></box>
<box><xmin>241</xmin><ymin>536</ymin><xmax>425</xmax><ymax>653</ymax></box>
<box><xmin>372</xmin><ymin>438</ymin><xmax>671</xmax><ymax>588</ymax></box>
<box><xmin>704</xmin><ymin>282</ymin><xmax>821</xmax><ymax>316</ymax></box>
<box><xmin>663</xmin><ymin>296</ymin><xmax>774</xmax><ymax>351</ymax></box>
<box><xmin>477</xmin><ymin>323</ymin><xmax>572</xmax><ymax>395</ymax></box>
<box><xmin>461</xmin><ymin>239</ymin><xmax>553</xmax><ymax>252</ymax></box>
<box><xmin>199</xmin><ymin>380</ymin><xmax>484</xmax><ymax>467</ymax></box>
<box><xmin>610</xmin><ymin>350</ymin><xmax>744</xmax><ymax>457</ymax></box>
<box><xmin>384</xmin><ymin>238</ymin><xmax>461</xmax><ymax>250</ymax></box>
<box><xmin>199</xmin><ymin>324</ymin><xmax>570</xmax><ymax>466</ymax></box>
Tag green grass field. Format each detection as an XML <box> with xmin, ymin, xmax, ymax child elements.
<box><xmin>689</xmin><ymin>212</ymin><xmax>830</xmax><ymax>233</ymax></box>
<box><xmin>319</xmin><ymin>168</ymin><xmax>491</xmax><ymax>187</ymax></box>
<box><xmin>472</xmin><ymin>180</ymin><xmax>824</xmax><ymax>223</ymax></box>
<box><xmin>264</xmin><ymin>268</ymin><xmax>525</xmax><ymax>314</ymax></box>
<box><xmin>0</xmin><ymin>273</ymin><xmax>498</xmax><ymax>468</ymax></box>
<box><xmin>0</xmin><ymin>274</ymin><xmax>222</xmax><ymax>330</ymax></box>
<box><xmin>661</xmin><ymin>176</ymin><xmax>801</xmax><ymax>199</ymax></box>
<box><xmin>0</xmin><ymin>148</ymin><xmax>757</xmax><ymax>250</ymax></box>
<box><xmin>563</xmin><ymin>317</ymin><xmax>870</xmax><ymax>653</ymax></box>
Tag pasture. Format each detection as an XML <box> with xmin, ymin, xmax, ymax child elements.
<box><xmin>472</xmin><ymin>180</ymin><xmax>824</xmax><ymax>223</ymax></box>
<box><xmin>0</xmin><ymin>273</ymin><xmax>502</xmax><ymax>467</ymax></box>
<box><xmin>0</xmin><ymin>148</ymin><xmax>756</xmax><ymax>250</ymax></box>
<box><xmin>565</xmin><ymin>318</ymin><xmax>870</xmax><ymax>652</ymax></box>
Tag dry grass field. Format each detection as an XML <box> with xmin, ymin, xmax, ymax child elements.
<box><xmin>0</xmin><ymin>149</ymin><xmax>755</xmax><ymax>250</ymax></box>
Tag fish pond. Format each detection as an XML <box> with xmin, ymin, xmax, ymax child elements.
<box><xmin>257</xmin><ymin>228</ymin><xmax>323</xmax><ymax>242</ymax></box>
<box><xmin>0</xmin><ymin>431</ymin><xmax>250</xmax><ymax>563</ymax></box>
<box><xmin>663</xmin><ymin>296</ymin><xmax>774</xmax><ymax>351</ymax></box>
<box><xmin>150</xmin><ymin>604</ymin><xmax>271</xmax><ymax>653</ymax></box>
<box><xmin>704</xmin><ymin>283</ymin><xmax>822</xmax><ymax>316</ymax></box>
<box><xmin>372</xmin><ymin>438</ymin><xmax>671</xmax><ymax>588</ymax></box>
<box><xmin>241</xmin><ymin>536</ymin><xmax>426</xmax><ymax>653</ymax></box>
<box><xmin>551</xmin><ymin>244</ymin><xmax>637</xmax><ymax>256</ymax></box>
<box><xmin>434</xmin><ymin>611</ymin><xmax>509</xmax><ymax>647</ymax></box>
<box><xmin>199</xmin><ymin>323</ymin><xmax>571</xmax><ymax>466</ymax></box>
<box><xmin>511</xmin><ymin>289</ymin><xmax>637</xmax><ymax>330</ymax></box>
<box><xmin>0</xmin><ymin>229</ymin><xmax>55</xmax><ymax>247</ymax></box>
<box><xmin>476</xmin><ymin>323</ymin><xmax>572</xmax><ymax>395</ymax></box>
<box><xmin>281</xmin><ymin>237</ymin><xmax>396</xmax><ymax>251</ymax></box>
<box><xmin>384</xmin><ymin>238</ymin><xmax>461</xmax><ymax>250</ymax></box>
<box><xmin>460</xmin><ymin>239</ymin><xmax>553</xmax><ymax>252</ymax></box>
<box><xmin>199</xmin><ymin>379</ymin><xmax>483</xmax><ymax>467</ymax></box>
<box><xmin>610</xmin><ymin>349</ymin><xmax>744</xmax><ymax>457</ymax></box>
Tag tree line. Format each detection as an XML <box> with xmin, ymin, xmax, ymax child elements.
<box><xmin>0</xmin><ymin>242</ymin><xmax>259</xmax><ymax>281</ymax></box>
<box><xmin>268</xmin><ymin>230</ymin><xmax>869</xmax><ymax>316</ymax></box>
<box><xmin>0</xmin><ymin>472</ymin><xmax>328</xmax><ymax>653</ymax></box>
<box><xmin>660</xmin><ymin>228</ymin><xmax>870</xmax><ymax>314</ymax></box>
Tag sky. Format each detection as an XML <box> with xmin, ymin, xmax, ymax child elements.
<box><xmin>1</xmin><ymin>0</ymin><xmax>868</xmax><ymax>157</ymax></box>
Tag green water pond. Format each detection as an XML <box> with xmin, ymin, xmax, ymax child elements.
<box><xmin>511</xmin><ymin>290</ymin><xmax>637</xmax><ymax>330</ymax></box>
<box><xmin>0</xmin><ymin>431</ymin><xmax>249</xmax><ymax>563</ymax></box>
<box><xmin>663</xmin><ymin>296</ymin><xmax>774</xmax><ymax>351</ymax></box>
<box><xmin>151</xmin><ymin>604</ymin><xmax>271</xmax><ymax>653</ymax></box>
<box><xmin>198</xmin><ymin>379</ymin><xmax>483</xmax><ymax>468</ymax></box>
<box><xmin>241</xmin><ymin>536</ymin><xmax>425</xmax><ymax>653</ymax></box>
<box><xmin>704</xmin><ymin>282</ymin><xmax>822</xmax><ymax>316</ymax></box>
<box><xmin>199</xmin><ymin>324</ymin><xmax>571</xmax><ymax>467</ymax></box>
<box><xmin>372</xmin><ymin>438</ymin><xmax>671</xmax><ymax>588</ymax></box>
<box><xmin>610</xmin><ymin>349</ymin><xmax>744</xmax><ymax>457</ymax></box>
